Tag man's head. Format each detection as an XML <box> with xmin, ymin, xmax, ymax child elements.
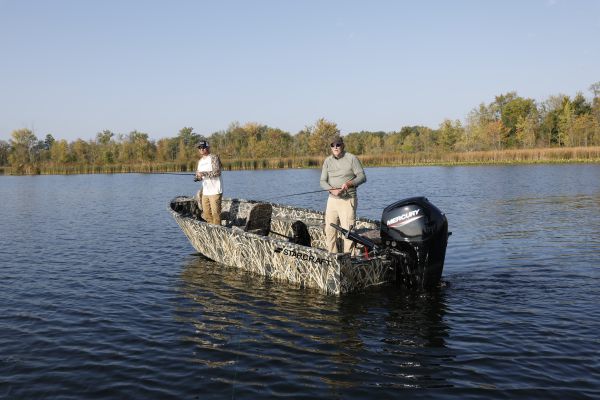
<box><xmin>330</xmin><ymin>135</ymin><xmax>344</xmax><ymax>157</ymax></box>
<box><xmin>197</xmin><ymin>140</ymin><xmax>210</xmax><ymax>154</ymax></box>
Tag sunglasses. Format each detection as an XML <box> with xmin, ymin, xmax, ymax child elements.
<box><xmin>330</xmin><ymin>143</ymin><xmax>343</xmax><ymax>148</ymax></box>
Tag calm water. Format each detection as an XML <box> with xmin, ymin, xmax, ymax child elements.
<box><xmin>1</xmin><ymin>165</ymin><xmax>599</xmax><ymax>399</ymax></box>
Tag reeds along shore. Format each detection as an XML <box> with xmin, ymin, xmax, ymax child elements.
<box><xmin>1</xmin><ymin>147</ymin><xmax>599</xmax><ymax>175</ymax></box>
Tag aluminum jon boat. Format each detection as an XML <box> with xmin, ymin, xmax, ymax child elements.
<box><xmin>169</xmin><ymin>196</ymin><xmax>449</xmax><ymax>295</ymax></box>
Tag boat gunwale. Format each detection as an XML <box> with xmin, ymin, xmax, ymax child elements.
<box><xmin>168</xmin><ymin>196</ymin><xmax>348</xmax><ymax>261</ymax></box>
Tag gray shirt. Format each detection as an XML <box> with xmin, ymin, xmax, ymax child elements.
<box><xmin>320</xmin><ymin>151</ymin><xmax>366</xmax><ymax>198</ymax></box>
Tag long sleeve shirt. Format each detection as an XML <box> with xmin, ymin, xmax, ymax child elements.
<box><xmin>320</xmin><ymin>152</ymin><xmax>366</xmax><ymax>198</ymax></box>
<box><xmin>197</xmin><ymin>153</ymin><xmax>223</xmax><ymax>195</ymax></box>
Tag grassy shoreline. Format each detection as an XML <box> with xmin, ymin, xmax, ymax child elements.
<box><xmin>1</xmin><ymin>146</ymin><xmax>599</xmax><ymax>175</ymax></box>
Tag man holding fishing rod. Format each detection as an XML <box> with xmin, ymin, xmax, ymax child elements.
<box><xmin>320</xmin><ymin>134</ymin><xmax>366</xmax><ymax>254</ymax></box>
<box><xmin>195</xmin><ymin>140</ymin><xmax>223</xmax><ymax>225</ymax></box>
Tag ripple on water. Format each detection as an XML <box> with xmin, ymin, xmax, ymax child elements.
<box><xmin>1</xmin><ymin>168</ymin><xmax>600</xmax><ymax>398</ymax></box>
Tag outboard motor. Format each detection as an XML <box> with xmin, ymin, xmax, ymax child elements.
<box><xmin>380</xmin><ymin>197</ymin><xmax>449</xmax><ymax>288</ymax></box>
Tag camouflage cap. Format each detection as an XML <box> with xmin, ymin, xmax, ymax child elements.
<box><xmin>330</xmin><ymin>135</ymin><xmax>344</xmax><ymax>146</ymax></box>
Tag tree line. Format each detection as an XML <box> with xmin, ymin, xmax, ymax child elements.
<box><xmin>2</xmin><ymin>82</ymin><xmax>599</xmax><ymax>174</ymax></box>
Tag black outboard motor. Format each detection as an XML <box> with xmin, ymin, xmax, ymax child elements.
<box><xmin>381</xmin><ymin>197</ymin><xmax>448</xmax><ymax>288</ymax></box>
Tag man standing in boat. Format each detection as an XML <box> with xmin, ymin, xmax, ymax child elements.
<box><xmin>195</xmin><ymin>140</ymin><xmax>223</xmax><ymax>225</ymax></box>
<box><xmin>320</xmin><ymin>134</ymin><xmax>366</xmax><ymax>254</ymax></box>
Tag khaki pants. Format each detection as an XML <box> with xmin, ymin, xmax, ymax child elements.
<box><xmin>324</xmin><ymin>196</ymin><xmax>356</xmax><ymax>254</ymax></box>
<box><xmin>201</xmin><ymin>193</ymin><xmax>223</xmax><ymax>225</ymax></box>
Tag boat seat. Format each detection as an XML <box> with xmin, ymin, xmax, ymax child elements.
<box><xmin>244</xmin><ymin>203</ymin><xmax>272</xmax><ymax>236</ymax></box>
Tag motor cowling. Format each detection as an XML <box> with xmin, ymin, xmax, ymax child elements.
<box><xmin>380</xmin><ymin>197</ymin><xmax>448</xmax><ymax>288</ymax></box>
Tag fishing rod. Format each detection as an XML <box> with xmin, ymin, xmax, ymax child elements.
<box><xmin>269</xmin><ymin>187</ymin><xmax>341</xmax><ymax>200</ymax></box>
<box><xmin>140</xmin><ymin>172</ymin><xmax>194</xmax><ymax>176</ymax></box>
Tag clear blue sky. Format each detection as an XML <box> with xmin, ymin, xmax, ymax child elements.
<box><xmin>1</xmin><ymin>0</ymin><xmax>599</xmax><ymax>142</ymax></box>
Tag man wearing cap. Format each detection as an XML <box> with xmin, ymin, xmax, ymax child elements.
<box><xmin>195</xmin><ymin>140</ymin><xmax>223</xmax><ymax>225</ymax></box>
<box><xmin>320</xmin><ymin>135</ymin><xmax>366</xmax><ymax>254</ymax></box>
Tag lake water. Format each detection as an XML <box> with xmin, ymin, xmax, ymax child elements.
<box><xmin>1</xmin><ymin>164</ymin><xmax>599</xmax><ymax>399</ymax></box>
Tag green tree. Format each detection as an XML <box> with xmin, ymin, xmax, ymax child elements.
<box><xmin>44</xmin><ymin>134</ymin><xmax>55</xmax><ymax>150</ymax></box>
<box><xmin>96</xmin><ymin>130</ymin><xmax>114</xmax><ymax>145</ymax></box>
<box><xmin>501</xmin><ymin>97</ymin><xmax>537</xmax><ymax>146</ymax></box>
<box><xmin>0</xmin><ymin>140</ymin><xmax>10</xmax><ymax>166</ymax></box>
<box><xmin>572</xmin><ymin>92</ymin><xmax>592</xmax><ymax>116</ymax></box>
<box><xmin>401</xmin><ymin>132</ymin><xmax>419</xmax><ymax>152</ymax></box>
<box><xmin>437</xmin><ymin>119</ymin><xmax>463</xmax><ymax>151</ymax></box>
<box><xmin>345</xmin><ymin>131</ymin><xmax>384</xmax><ymax>155</ymax></box>
<box><xmin>95</xmin><ymin>130</ymin><xmax>115</xmax><ymax>164</ymax></box>
<box><xmin>491</xmin><ymin>92</ymin><xmax>519</xmax><ymax>120</ymax></box>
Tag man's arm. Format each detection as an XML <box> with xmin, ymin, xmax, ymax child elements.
<box><xmin>201</xmin><ymin>154</ymin><xmax>222</xmax><ymax>178</ymax></box>
<box><xmin>320</xmin><ymin>159</ymin><xmax>333</xmax><ymax>190</ymax></box>
<box><xmin>350</xmin><ymin>156</ymin><xmax>366</xmax><ymax>187</ymax></box>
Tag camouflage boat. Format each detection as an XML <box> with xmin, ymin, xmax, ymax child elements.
<box><xmin>169</xmin><ymin>196</ymin><xmax>449</xmax><ymax>295</ymax></box>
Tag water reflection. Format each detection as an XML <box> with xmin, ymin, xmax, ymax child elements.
<box><xmin>176</xmin><ymin>256</ymin><xmax>453</xmax><ymax>394</ymax></box>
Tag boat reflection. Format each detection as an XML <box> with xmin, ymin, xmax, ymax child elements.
<box><xmin>176</xmin><ymin>255</ymin><xmax>453</xmax><ymax>393</ymax></box>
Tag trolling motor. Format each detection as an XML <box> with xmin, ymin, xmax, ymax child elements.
<box><xmin>330</xmin><ymin>196</ymin><xmax>449</xmax><ymax>288</ymax></box>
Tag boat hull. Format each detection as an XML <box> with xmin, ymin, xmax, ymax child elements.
<box><xmin>170</xmin><ymin>197</ymin><xmax>395</xmax><ymax>294</ymax></box>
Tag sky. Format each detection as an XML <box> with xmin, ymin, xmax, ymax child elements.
<box><xmin>1</xmin><ymin>0</ymin><xmax>599</xmax><ymax>142</ymax></box>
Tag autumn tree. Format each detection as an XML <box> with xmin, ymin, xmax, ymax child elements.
<box><xmin>539</xmin><ymin>95</ymin><xmax>568</xmax><ymax>146</ymax></box>
<box><xmin>176</xmin><ymin>127</ymin><xmax>199</xmax><ymax>161</ymax></box>
<box><xmin>8</xmin><ymin>129</ymin><xmax>38</xmax><ymax>167</ymax></box>
<box><xmin>156</xmin><ymin>138</ymin><xmax>178</xmax><ymax>162</ymax></box>
<box><xmin>50</xmin><ymin>139</ymin><xmax>70</xmax><ymax>163</ymax></box>
<box><xmin>70</xmin><ymin>139</ymin><xmax>91</xmax><ymax>163</ymax></box>
<box><xmin>382</xmin><ymin>131</ymin><xmax>405</xmax><ymax>153</ymax></box>
<box><xmin>264</xmin><ymin>127</ymin><xmax>292</xmax><ymax>158</ymax></box>
<box><xmin>308</xmin><ymin>118</ymin><xmax>339</xmax><ymax>156</ymax></box>
<box><xmin>292</xmin><ymin>128</ymin><xmax>311</xmax><ymax>160</ymax></box>
<box><xmin>127</xmin><ymin>131</ymin><xmax>155</xmax><ymax>162</ymax></box>
<box><xmin>569</xmin><ymin>114</ymin><xmax>598</xmax><ymax>147</ymax></box>
<box><xmin>515</xmin><ymin>113</ymin><xmax>538</xmax><ymax>148</ymax></box>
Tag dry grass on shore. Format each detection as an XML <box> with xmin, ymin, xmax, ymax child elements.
<box><xmin>1</xmin><ymin>146</ymin><xmax>599</xmax><ymax>175</ymax></box>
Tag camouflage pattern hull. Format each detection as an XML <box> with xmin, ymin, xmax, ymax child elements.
<box><xmin>169</xmin><ymin>196</ymin><xmax>397</xmax><ymax>295</ymax></box>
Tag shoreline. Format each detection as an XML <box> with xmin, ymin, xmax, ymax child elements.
<box><xmin>1</xmin><ymin>158</ymin><xmax>599</xmax><ymax>176</ymax></box>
